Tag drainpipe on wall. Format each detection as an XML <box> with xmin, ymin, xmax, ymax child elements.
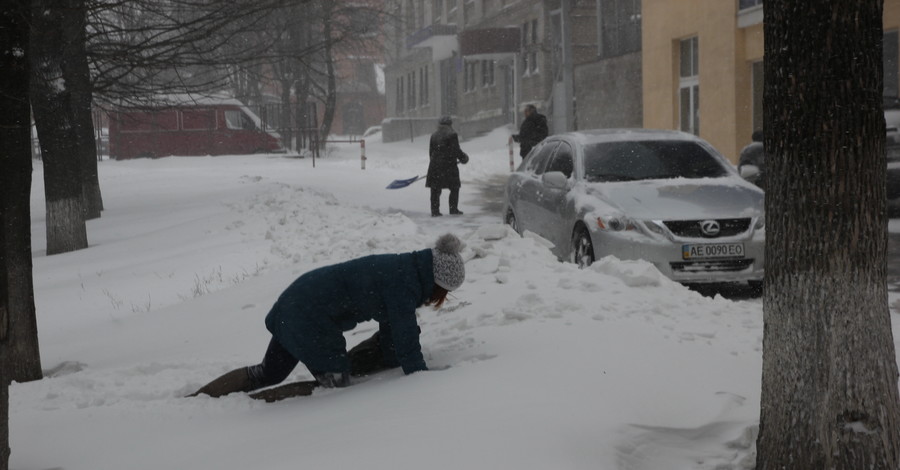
<box><xmin>561</xmin><ymin>0</ymin><xmax>575</xmax><ymax>132</ymax></box>
<box><xmin>514</xmin><ymin>54</ymin><xmax>521</xmax><ymax>129</ymax></box>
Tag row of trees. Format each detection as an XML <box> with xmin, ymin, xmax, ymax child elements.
<box><xmin>34</xmin><ymin>0</ymin><xmax>387</xmax><ymax>256</ymax></box>
<box><xmin>3</xmin><ymin>2</ymin><xmax>387</xmax><ymax>468</ymax></box>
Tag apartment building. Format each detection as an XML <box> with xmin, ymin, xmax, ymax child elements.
<box><xmin>383</xmin><ymin>0</ymin><xmax>644</xmax><ymax>142</ymax></box>
<box><xmin>642</xmin><ymin>0</ymin><xmax>900</xmax><ymax>162</ymax></box>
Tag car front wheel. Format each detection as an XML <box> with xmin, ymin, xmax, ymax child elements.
<box><xmin>572</xmin><ymin>226</ymin><xmax>595</xmax><ymax>268</ymax></box>
<box><xmin>505</xmin><ymin>209</ymin><xmax>519</xmax><ymax>234</ymax></box>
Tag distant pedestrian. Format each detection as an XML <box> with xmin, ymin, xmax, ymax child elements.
<box><xmin>512</xmin><ymin>104</ymin><xmax>549</xmax><ymax>159</ymax></box>
<box><xmin>427</xmin><ymin>116</ymin><xmax>469</xmax><ymax>217</ymax></box>
<box><xmin>738</xmin><ymin>130</ymin><xmax>765</xmax><ymax>190</ymax></box>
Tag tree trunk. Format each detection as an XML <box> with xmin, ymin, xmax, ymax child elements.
<box><xmin>30</xmin><ymin>0</ymin><xmax>89</xmax><ymax>255</ymax></box>
<box><xmin>279</xmin><ymin>79</ymin><xmax>294</xmax><ymax>150</ymax></box>
<box><xmin>757</xmin><ymin>1</ymin><xmax>900</xmax><ymax>468</ymax></box>
<box><xmin>319</xmin><ymin>8</ymin><xmax>337</xmax><ymax>142</ymax></box>
<box><xmin>1</xmin><ymin>1</ymin><xmax>39</xmax><ymax>467</ymax></box>
<box><xmin>66</xmin><ymin>0</ymin><xmax>103</xmax><ymax>220</ymax></box>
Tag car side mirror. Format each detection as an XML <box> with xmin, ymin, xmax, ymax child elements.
<box><xmin>740</xmin><ymin>164</ymin><xmax>760</xmax><ymax>180</ymax></box>
<box><xmin>542</xmin><ymin>171</ymin><xmax>569</xmax><ymax>190</ymax></box>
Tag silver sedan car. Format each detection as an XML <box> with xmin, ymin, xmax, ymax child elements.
<box><xmin>503</xmin><ymin>129</ymin><xmax>765</xmax><ymax>285</ymax></box>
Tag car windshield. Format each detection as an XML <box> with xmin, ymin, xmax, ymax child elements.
<box><xmin>583</xmin><ymin>140</ymin><xmax>730</xmax><ymax>182</ymax></box>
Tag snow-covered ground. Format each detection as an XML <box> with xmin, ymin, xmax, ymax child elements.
<box><xmin>10</xmin><ymin>127</ymin><xmax>900</xmax><ymax>470</ymax></box>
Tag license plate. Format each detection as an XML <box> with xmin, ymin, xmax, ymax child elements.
<box><xmin>682</xmin><ymin>243</ymin><xmax>745</xmax><ymax>260</ymax></box>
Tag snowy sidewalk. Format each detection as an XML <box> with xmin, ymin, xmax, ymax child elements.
<box><xmin>11</xmin><ymin>129</ymin><xmax>895</xmax><ymax>469</ymax></box>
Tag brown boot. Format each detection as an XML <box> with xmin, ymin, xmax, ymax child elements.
<box><xmin>187</xmin><ymin>367</ymin><xmax>254</xmax><ymax>398</ymax></box>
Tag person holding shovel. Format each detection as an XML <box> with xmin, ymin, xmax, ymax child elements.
<box><xmin>188</xmin><ymin>233</ymin><xmax>466</xmax><ymax>398</ymax></box>
<box><xmin>426</xmin><ymin>116</ymin><xmax>469</xmax><ymax>217</ymax></box>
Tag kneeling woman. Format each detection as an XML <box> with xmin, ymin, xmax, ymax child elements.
<box><xmin>189</xmin><ymin>233</ymin><xmax>466</xmax><ymax>397</ymax></box>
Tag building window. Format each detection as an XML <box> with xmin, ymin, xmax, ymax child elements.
<box><xmin>738</xmin><ymin>0</ymin><xmax>763</xmax><ymax>10</ymax></box>
<box><xmin>752</xmin><ymin>60</ymin><xmax>763</xmax><ymax>133</ymax></box>
<box><xmin>405</xmin><ymin>0</ymin><xmax>415</xmax><ymax>34</ymax></box>
<box><xmin>482</xmin><ymin>60</ymin><xmax>495</xmax><ymax>87</ymax></box>
<box><xmin>415</xmin><ymin>0</ymin><xmax>425</xmax><ymax>29</ymax></box>
<box><xmin>597</xmin><ymin>0</ymin><xmax>641</xmax><ymax>59</ymax></box>
<box><xmin>679</xmin><ymin>36</ymin><xmax>700</xmax><ymax>135</ymax></box>
<box><xmin>433</xmin><ymin>0</ymin><xmax>443</xmax><ymax>22</ymax></box>
<box><xmin>886</xmin><ymin>30</ymin><xmax>899</xmax><ymax>98</ymax></box>
<box><xmin>407</xmin><ymin>71</ymin><xmax>417</xmax><ymax>109</ymax></box>
<box><xmin>464</xmin><ymin>60</ymin><xmax>478</xmax><ymax>92</ymax></box>
<box><xmin>447</xmin><ymin>0</ymin><xmax>457</xmax><ymax>23</ymax></box>
<box><xmin>420</xmin><ymin>66</ymin><xmax>430</xmax><ymax>105</ymax></box>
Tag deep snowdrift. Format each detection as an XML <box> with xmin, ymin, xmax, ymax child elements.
<box><xmin>11</xmin><ymin>127</ymin><xmax>898</xmax><ymax>469</ymax></box>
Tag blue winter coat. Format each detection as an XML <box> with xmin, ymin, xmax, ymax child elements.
<box><xmin>265</xmin><ymin>250</ymin><xmax>434</xmax><ymax>375</ymax></box>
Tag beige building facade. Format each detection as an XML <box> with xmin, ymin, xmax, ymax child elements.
<box><xmin>643</xmin><ymin>0</ymin><xmax>900</xmax><ymax>163</ymax></box>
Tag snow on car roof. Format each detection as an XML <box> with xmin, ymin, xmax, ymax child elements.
<box><xmin>557</xmin><ymin>129</ymin><xmax>704</xmax><ymax>146</ymax></box>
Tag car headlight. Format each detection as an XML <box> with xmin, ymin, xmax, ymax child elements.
<box><xmin>754</xmin><ymin>215</ymin><xmax>765</xmax><ymax>230</ymax></box>
<box><xmin>597</xmin><ymin>216</ymin><xmax>636</xmax><ymax>231</ymax></box>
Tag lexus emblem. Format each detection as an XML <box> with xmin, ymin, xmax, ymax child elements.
<box><xmin>700</xmin><ymin>220</ymin><xmax>721</xmax><ymax>237</ymax></box>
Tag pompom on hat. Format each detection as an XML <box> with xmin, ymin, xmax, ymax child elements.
<box><xmin>432</xmin><ymin>233</ymin><xmax>465</xmax><ymax>291</ymax></box>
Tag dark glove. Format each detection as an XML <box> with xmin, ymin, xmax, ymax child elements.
<box><xmin>511</xmin><ymin>134</ymin><xmax>520</xmax><ymax>143</ymax></box>
<box><xmin>458</xmin><ymin>152</ymin><xmax>469</xmax><ymax>164</ymax></box>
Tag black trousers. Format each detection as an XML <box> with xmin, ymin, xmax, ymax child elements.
<box><xmin>246</xmin><ymin>333</ymin><xmax>393</xmax><ymax>389</ymax></box>
<box><xmin>430</xmin><ymin>187</ymin><xmax>459</xmax><ymax>215</ymax></box>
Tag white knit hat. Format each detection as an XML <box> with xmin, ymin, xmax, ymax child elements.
<box><xmin>432</xmin><ymin>234</ymin><xmax>465</xmax><ymax>291</ymax></box>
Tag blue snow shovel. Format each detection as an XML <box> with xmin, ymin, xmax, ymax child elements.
<box><xmin>386</xmin><ymin>175</ymin><xmax>425</xmax><ymax>189</ymax></box>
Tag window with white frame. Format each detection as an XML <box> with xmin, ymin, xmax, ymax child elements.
<box><xmin>738</xmin><ymin>0</ymin><xmax>763</xmax><ymax>10</ymax></box>
<box><xmin>679</xmin><ymin>36</ymin><xmax>700</xmax><ymax>135</ymax></box>
<box><xmin>482</xmin><ymin>60</ymin><xmax>495</xmax><ymax>87</ymax></box>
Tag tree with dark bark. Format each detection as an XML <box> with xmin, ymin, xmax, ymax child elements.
<box><xmin>1</xmin><ymin>1</ymin><xmax>41</xmax><ymax>468</ymax></box>
<box><xmin>69</xmin><ymin>0</ymin><xmax>104</xmax><ymax>220</ymax></box>
<box><xmin>757</xmin><ymin>1</ymin><xmax>900</xmax><ymax>468</ymax></box>
<box><xmin>31</xmin><ymin>0</ymin><xmax>90</xmax><ymax>255</ymax></box>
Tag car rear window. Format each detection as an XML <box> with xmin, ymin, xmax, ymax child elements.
<box><xmin>583</xmin><ymin>140</ymin><xmax>729</xmax><ymax>182</ymax></box>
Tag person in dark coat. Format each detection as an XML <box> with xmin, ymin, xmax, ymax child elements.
<box><xmin>426</xmin><ymin>116</ymin><xmax>469</xmax><ymax>217</ymax></box>
<box><xmin>738</xmin><ymin>130</ymin><xmax>765</xmax><ymax>190</ymax></box>
<box><xmin>512</xmin><ymin>104</ymin><xmax>549</xmax><ymax>159</ymax></box>
<box><xmin>188</xmin><ymin>234</ymin><xmax>467</xmax><ymax>397</ymax></box>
